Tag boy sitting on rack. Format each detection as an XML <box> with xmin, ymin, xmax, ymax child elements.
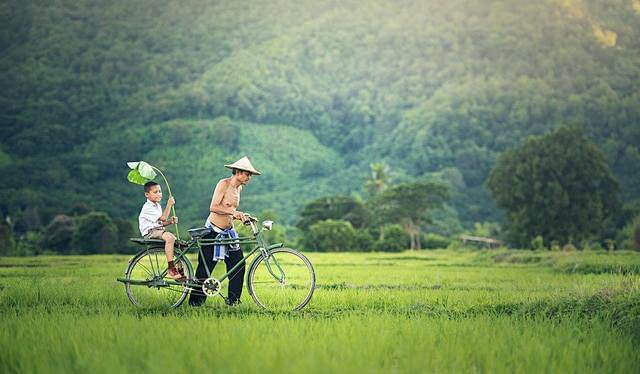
<box><xmin>138</xmin><ymin>181</ymin><xmax>184</xmax><ymax>280</ymax></box>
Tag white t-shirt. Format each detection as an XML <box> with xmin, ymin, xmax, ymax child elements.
<box><xmin>138</xmin><ymin>199</ymin><xmax>163</xmax><ymax>236</ymax></box>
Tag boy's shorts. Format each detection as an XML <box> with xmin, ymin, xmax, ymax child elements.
<box><xmin>144</xmin><ymin>227</ymin><xmax>166</xmax><ymax>239</ymax></box>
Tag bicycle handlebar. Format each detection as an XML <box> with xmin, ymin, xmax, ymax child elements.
<box><xmin>242</xmin><ymin>214</ymin><xmax>258</xmax><ymax>224</ymax></box>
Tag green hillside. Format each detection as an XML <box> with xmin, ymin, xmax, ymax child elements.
<box><xmin>1</xmin><ymin>0</ymin><xmax>639</xmax><ymax>236</ymax></box>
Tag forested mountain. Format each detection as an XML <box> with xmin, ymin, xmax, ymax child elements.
<box><xmin>1</xmin><ymin>0</ymin><xmax>639</xmax><ymax>235</ymax></box>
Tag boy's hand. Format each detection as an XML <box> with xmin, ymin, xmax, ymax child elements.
<box><xmin>167</xmin><ymin>196</ymin><xmax>175</xmax><ymax>206</ymax></box>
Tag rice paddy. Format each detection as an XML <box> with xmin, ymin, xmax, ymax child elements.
<box><xmin>1</xmin><ymin>249</ymin><xmax>639</xmax><ymax>373</ymax></box>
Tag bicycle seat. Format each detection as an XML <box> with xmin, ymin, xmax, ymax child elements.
<box><xmin>188</xmin><ymin>227</ymin><xmax>213</xmax><ymax>238</ymax></box>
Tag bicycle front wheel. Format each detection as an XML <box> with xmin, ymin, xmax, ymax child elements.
<box><xmin>124</xmin><ymin>247</ymin><xmax>193</xmax><ymax>308</ymax></box>
<box><xmin>247</xmin><ymin>248</ymin><xmax>315</xmax><ymax>311</ymax></box>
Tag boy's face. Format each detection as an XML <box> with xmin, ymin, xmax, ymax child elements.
<box><xmin>145</xmin><ymin>185</ymin><xmax>162</xmax><ymax>203</ymax></box>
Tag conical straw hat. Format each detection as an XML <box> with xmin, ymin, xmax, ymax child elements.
<box><xmin>224</xmin><ymin>156</ymin><xmax>262</xmax><ymax>175</ymax></box>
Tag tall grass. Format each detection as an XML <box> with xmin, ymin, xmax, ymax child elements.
<box><xmin>1</xmin><ymin>250</ymin><xmax>639</xmax><ymax>373</ymax></box>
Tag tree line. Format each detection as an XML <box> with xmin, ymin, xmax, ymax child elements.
<box><xmin>0</xmin><ymin>203</ymin><xmax>136</xmax><ymax>256</ymax></box>
<box><xmin>296</xmin><ymin>126</ymin><xmax>640</xmax><ymax>252</ymax></box>
<box><xmin>2</xmin><ymin>125</ymin><xmax>639</xmax><ymax>255</ymax></box>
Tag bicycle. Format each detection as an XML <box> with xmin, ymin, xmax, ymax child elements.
<box><xmin>116</xmin><ymin>217</ymin><xmax>315</xmax><ymax>311</ymax></box>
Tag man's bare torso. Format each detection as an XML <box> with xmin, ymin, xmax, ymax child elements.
<box><xmin>208</xmin><ymin>178</ymin><xmax>241</xmax><ymax>229</ymax></box>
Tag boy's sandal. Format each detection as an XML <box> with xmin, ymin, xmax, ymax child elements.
<box><xmin>167</xmin><ymin>269</ymin><xmax>186</xmax><ymax>281</ymax></box>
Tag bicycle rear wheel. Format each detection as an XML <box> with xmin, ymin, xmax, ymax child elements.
<box><xmin>124</xmin><ymin>247</ymin><xmax>193</xmax><ymax>308</ymax></box>
<box><xmin>247</xmin><ymin>248</ymin><xmax>315</xmax><ymax>311</ymax></box>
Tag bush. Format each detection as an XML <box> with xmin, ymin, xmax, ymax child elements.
<box><xmin>264</xmin><ymin>223</ymin><xmax>288</xmax><ymax>245</ymax></box>
<box><xmin>422</xmin><ymin>233</ymin><xmax>450</xmax><ymax>249</ymax></box>
<box><xmin>13</xmin><ymin>231</ymin><xmax>41</xmax><ymax>256</ymax></box>
<box><xmin>373</xmin><ymin>225</ymin><xmax>410</xmax><ymax>252</ymax></box>
<box><xmin>604</xmin><ymin>239</ymin><xmax>616</xmax><ymax>251</ymax></box>
<box><xmin>446</xmin><ymin>239</ymin><xmax>466</xmax><ymax>250</ymax></box>
<box><xmin>0</xmin><ymin>222</ymin><xmax>15</xmax><ymax>256</ymax></box>
<box><xmin>353</xmin><ymin>229</ymin><xmax>374</xmax><ymax>251</ymax></box>
<box><xmin>581</xmin><ymin>240</ymin><xmax>604</xmax><ymax>251</ymax></box>
<box><xmin>72</xmin><ymin>212</ymin><xmax>118</xmax><ymax>254</ymax></box>
<box><xmin>619</xmin><ymin>215</ymin><xmax>640</xmax><ymax>250</ymax></box>
<box><xmin>530</xmin><ymin>235</ymin><xmax>545</xmax><ymax>250</ymax></box>
<box><xmin>113</xmin><ymin>218</ymin><xmax>136</xmax><ymax>253</ymax></box>
<box><xmin>42</xmin><ymin>214</ymin><xmax>77</xmax><ymax>253</ymax></box>
<box><xmin>302</xmin><ymin>219</ymin><xmax>360</xmax><ymax>251</ymax></box>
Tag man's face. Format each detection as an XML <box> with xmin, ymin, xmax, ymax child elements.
<box><xmin>237</xmin><ymin>170</ymin><xmax>252</xmax><ymax>185</ymax></box>
<box><xmin>145</xmin><ymin>185</ymin><xmax>162</xmax><ymax>202</ymax></box>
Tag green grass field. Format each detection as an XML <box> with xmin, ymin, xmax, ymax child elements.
<box><xmin>1</xmin><ymin>249</ymin><xmax>639</xmax><ymax>373</ymax></box>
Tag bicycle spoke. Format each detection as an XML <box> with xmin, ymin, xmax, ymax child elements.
<box><xmin>147</xmin><ymin>254</ymin><xmax>154</xmax><ymax>276</ymax></box>
<box><xmin>248</xmin><ymin>281</ymin><xmax>282</xmax><ymax>284</ymax></box>
<box><xmin>154</xmin><ymin>251</ymin><xmax>162</xmax><ymax>275</ymax></box>
<box><xmin>135</xmin><ymin>261</ymin><xmax>155</xmax><ymax>278</ymax></box>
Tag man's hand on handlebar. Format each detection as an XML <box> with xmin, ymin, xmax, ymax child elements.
<box><xmin>242</xmin><ymin>214</ymin><xmax>258</xmax><ymax>224</ymax></box>
<box><xmin>233</xmin><ymin>211</ymin><xmax>257</xmax><ymax>224</ymax></box>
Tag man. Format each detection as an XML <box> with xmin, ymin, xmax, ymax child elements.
<box><xmin>189</xmin><ymin>156</ymin><xmax>261</xmax><ymax>306</ymax></box>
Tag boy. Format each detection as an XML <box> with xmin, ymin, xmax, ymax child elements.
<box><xmin>138</xmin><ymin>181</ymin><xmax>184</xmax><ymax>280</ymax></box>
